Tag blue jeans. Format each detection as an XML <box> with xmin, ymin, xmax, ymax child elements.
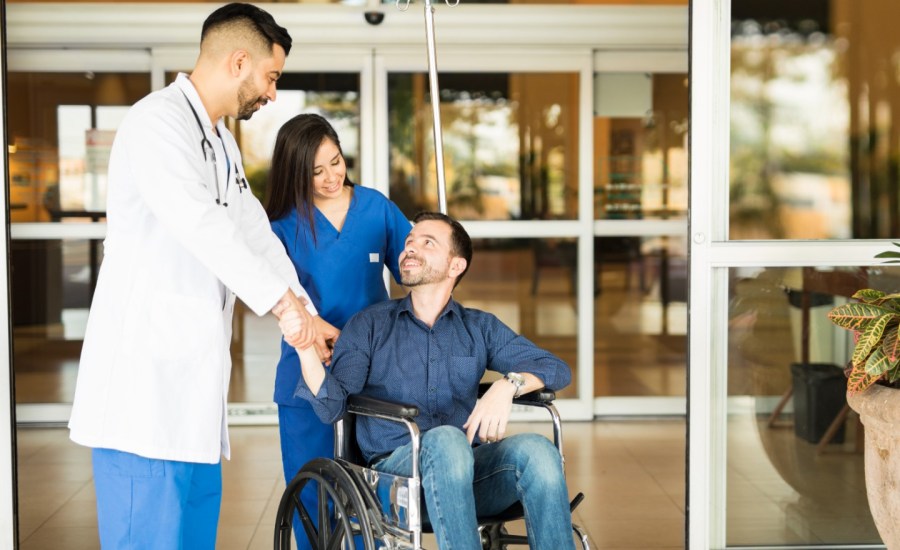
<box><xmin>371</xmin><ymin>426</ymin><xmax>576</xmax><ymax>550</ymax></box>
<box><xmin>92</xmin><ymin>448</ymin><xmax>221</xmax><ymax>550</ymax></box>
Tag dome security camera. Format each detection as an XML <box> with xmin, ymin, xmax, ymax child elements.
<box><xmin>364</xmin><ymin>11</ymin><xmax>385</xmax><ymax>25</ymax></box>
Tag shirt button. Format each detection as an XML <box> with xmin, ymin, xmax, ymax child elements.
<box><xmin>429</xmin><ymin>387</ymin><xmax>436</xmax><ymax>393</ymax></box>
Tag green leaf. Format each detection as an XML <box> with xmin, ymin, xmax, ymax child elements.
<box><xmin>882</xmin><ymin>326</ymin><xmax>900</xmax><ymax>361</ymax></box>
<box><xmin>854</xmin><ymin>289</ymin><xmax>886</xmax><ymax>302</ymax></box>
<box><xmin>864</xmin><ymin>347</ymin><xmax>896</xmax><ymax>377</ymax></box>
<box><xmin>847</xmin><ymin>363</ymin><xmax>880</xmax><ymax>394</ymax></box>
<box><xmin>876</xmin><ymin>242</ymin><xmax>900</xmax><ymax>263</ymax></box>
<box><xmin>888</xmin><ymin>365</ymin><xmax>900</xmax><ymax>384</ymax></box>
<box><xmin>828</xmin><ymin>303</ymin><xmax>897</xmax><ymax>332</ymax></box>
<box><xmin>853</xmin><ymin>314</ymin><xmax>896</xmax><ymax>365</ymax></box>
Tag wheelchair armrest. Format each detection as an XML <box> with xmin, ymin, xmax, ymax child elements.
<box><xmin>477</xmin><ymin>382</ymin><xmax>556</xmax><ymax>404</ymax></box>
<box><xmin>347</xmin><ymin>394</ymin><xmax>420</xmax><ymax>420</ymax></box>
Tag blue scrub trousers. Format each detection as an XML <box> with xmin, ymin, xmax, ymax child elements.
<box><xmin>278</xmin><ymin>403</ymin><xmax>335</xmax><ymax>550</ymax></box>
<box><xmin>92</xmin><ymin>448</ymin><xmax>222</xmax><ymax>550</ymax></box>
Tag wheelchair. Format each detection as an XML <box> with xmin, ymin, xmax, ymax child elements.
<box><xmin>275</xmin><ymin>383</ymin><xmax>591</xmax><ymax>550</ymax></box>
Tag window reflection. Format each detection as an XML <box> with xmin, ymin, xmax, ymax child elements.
<box><xmin>593</xmin><ymin>73</ymin><xmax>688</xmax><ymax>219</ymax></box>
<box><xmin>594</xmin><ymin>235</ymin><xmax>686</xmax><ymax>397</ymax></box>
<box><xmin>730</xmin><ymin>1</ymin><xmax>900</xmax><ymax>240</ymax></box>
<box><xmin>388</xmin><ymin>72</ymin><xmax>579</xmax><ymax>221</ymax></box>
<box><xmin>726</xmin><ymin>265</ymin><xmax>884</xmax><ymax>546</ymax></box>
<box><xmin>8</xmin><ymin>71</ymin><xmax>149</xmax><ymax>406</ymax></box>
<box><xmin>7</xmin><ymin>72</ymin><xmax>149</xmax><ymax>222</ymax></box>
<box><xmin>13</xmin><ymin>239</ymin><xmax>103</xmax><ymax>404</ymax></box>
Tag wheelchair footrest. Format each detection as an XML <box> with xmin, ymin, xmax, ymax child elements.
<box><xmin>570</xmin><ymin>492</ymin><xmax>584</xmax><ymax>512</ymax></box>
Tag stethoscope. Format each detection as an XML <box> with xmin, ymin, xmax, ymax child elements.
<box><xmin>182</xmin><ymin>92</ymin><xmax>249</xmax><ymax>207</ymax></box>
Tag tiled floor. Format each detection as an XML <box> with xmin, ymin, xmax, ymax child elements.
<box><xmin>16</xmin><ymin>420</ymin><xmax>687</xmax><ymax>550</ymax></box>
<box><xmin>10</xmin><ymin>263</ymin><xmax>887</xmax><ymax>548</ymax></box>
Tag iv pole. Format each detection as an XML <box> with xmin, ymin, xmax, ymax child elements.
<box><xmin>398</xmin><ymin>0</ymin><xmax>456</xmax><ymax>214</ymax></box>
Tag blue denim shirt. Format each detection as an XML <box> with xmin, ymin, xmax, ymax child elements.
<box><xmin>293</xmin><ymin>294</ymin><xmax>571</xmax><ymax>463</ymax></box>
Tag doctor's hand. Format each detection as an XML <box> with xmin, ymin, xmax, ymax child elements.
<box><xmin>273</xmin><ymin>292</ymin><xmax>316</xmax><ymax>350</ymax></box>
<box><xmin>462</xmin><ymin>379</ymin><xmax>516</xmax><ymax>445</ymax></box>
<box><xmin>312</xmin><ymin>316</ymin><xmax>340</xmax><ymax>365</ymax></box>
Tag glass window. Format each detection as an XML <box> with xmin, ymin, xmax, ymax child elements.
<box><xmin>8</xmin><ymin>71</ymin><xmax>150</xmax><ymax>406</ymax></box>
<box><xmin>729</xmin><ymin>0</ymin><xmax>900</xmax><ymax>240</ymax></box>
<box><xmin>594</xmin><ymin>73</ymin><xmax>689</xmax><ymax>220</ymax></box>
<box><xmin>8</xmin><ymin>72</ymin><xmax>149</xmax><ymax>222</ymax></box>
<box><xmin>726</xmin><ymin>265</ymin><xmax>883</xmax><ymax>546</ymax></box>
<box><xmin>594</xmin><ymin>235</ymin><xmax>686</xmax><ymax>397</ymax></box>
<box><xmin>388</xmin><ymin>72</ymin><xmax>579</xmax><ymax>221</ymax></box>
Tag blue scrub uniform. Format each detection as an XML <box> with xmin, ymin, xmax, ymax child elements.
<box><xmin>271</xmin><ymin>184</ymin><xmax>410</xmax><ymax>549</ymax></box>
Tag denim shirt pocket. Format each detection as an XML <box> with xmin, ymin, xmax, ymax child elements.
<box><xmin>448</xmin><ymin>356</ymin><xmax>481</xmax><ymax>398</ymax></box>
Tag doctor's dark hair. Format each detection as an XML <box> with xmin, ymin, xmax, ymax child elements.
<box><xmin>266</xmin><ymin>113</ymin><xmax>354</xmax><ymax>244</ymax></box>
<box><xmin>201</xmin><ymin>3</ymin><xmax>292</xmax><ymax>56</ymax></box>
<box><xmin>412</xmin><ymin>211</ymin><xmax>473</xmax><ymax>287</ymax></box>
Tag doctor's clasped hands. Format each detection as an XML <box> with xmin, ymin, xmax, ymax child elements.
<box><xmin>274</xmin><ymin>293</ymin><xmax>339</xmax><ymax>363</ymax></box>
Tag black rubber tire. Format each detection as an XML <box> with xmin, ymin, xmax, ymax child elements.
<box><xmin>274</xmin><ymin>458</ymin><xmax>376</xmax><ymax>550</ymax></box>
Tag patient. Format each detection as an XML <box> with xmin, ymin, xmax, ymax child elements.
<box><xmin>281</xmin><ymin>211</ymin><xmax>577</xmax><ymax>550</ymax></box>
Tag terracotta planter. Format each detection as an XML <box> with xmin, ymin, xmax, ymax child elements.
<box><xmin>847</xmin><ymin>383</ymin><xmax>900</xmax><ymax>549</ymax></box>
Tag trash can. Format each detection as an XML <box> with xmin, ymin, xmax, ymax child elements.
<box><xmin>790</xmin><ymin>362</ymin><xmax>846</xmax><ymax>444</ymax></box>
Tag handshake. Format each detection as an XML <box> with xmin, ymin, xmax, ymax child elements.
<box><xmin>272</xmin><ymin>291</ymin><xmax>340</xmax><ymax>364</ymax></box>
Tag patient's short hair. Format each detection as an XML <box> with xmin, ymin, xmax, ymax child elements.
<box><xmin>413</xmin><ymin>211</ymin><xmax>473</xmax><ymax>286</ymax></box>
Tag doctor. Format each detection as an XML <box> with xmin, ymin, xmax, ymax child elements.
<box><xmin>67</xmin><ymin>4</ymin><xmax>334</xmax><ymax>549</ymax></box>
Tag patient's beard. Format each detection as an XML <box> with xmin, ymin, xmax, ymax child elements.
<box><xmin>400</xmin><ymin>257</ymin><xmax>449</xmax><ymax>287</ymax></box>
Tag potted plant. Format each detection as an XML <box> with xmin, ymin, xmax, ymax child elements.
<box><xmin>827</xmin><ymin>242</ymin><xmax>900</xmax><ymax>548</ymax></box>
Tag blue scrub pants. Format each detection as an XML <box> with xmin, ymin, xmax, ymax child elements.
<box><xmin>92</xmin><ymin>448</ymin><xmax>222</xmax><ymax>550</ymax></box>
<box><xmin>278</xmin><ymin>403</ymin><xmax>335</xmax><ymax>550</ymax></box>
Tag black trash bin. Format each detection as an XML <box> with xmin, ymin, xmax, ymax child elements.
<box><xmin>790</xmin><ymin>362</ymin><xmax>846</xmax><ymax>444</ymax></box>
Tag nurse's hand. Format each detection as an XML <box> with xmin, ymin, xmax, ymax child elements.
<box><xmin>312</xmin><ymin>316</ymin><xmax>340</xmax><ymax>365</ymax></box>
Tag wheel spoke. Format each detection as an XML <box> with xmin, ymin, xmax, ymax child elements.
<box><xmin>317</xmin><ymin>481</ymin><xmax>330</xmax><ymax>548</ymax></box>
<box><xmin>274</xmin><ymin>458</ymin><xmax>377</xmax><ymax>550</ymax></box>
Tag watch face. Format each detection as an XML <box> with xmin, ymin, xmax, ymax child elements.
<box><xmin>507</xmin><ymin>372</ymin><xmax>525</xmax><ymax>386</ymax></box>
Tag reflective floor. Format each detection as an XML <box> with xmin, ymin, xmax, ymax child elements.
<box><xmin>16</xmin><ymin>420</ymin><xmax>687</xmax><ymax>550</ymax></box>
<box><xmin>11</xmin><ymin>253</ymin><xmax>886</xmax><ymax>548</ymax></box>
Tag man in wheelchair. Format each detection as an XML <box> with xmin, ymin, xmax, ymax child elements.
<box><xmin>281</xmin><ymin>211</ymin><xmax>577</xmax><ymax>550</ymax></box>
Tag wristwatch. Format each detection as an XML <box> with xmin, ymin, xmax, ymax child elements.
<box><xmin>504</xmin><ymin>372</ymin><xmax>526</xmax><ymax>397</ymax></box>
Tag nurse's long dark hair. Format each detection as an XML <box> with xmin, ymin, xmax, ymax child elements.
<box><xmin>265</xmin><ymin>113</ymin><xmax>353</xmax><ymax>245</ymax></box>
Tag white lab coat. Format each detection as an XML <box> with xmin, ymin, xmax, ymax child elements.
<box><xmin>68</xmin><ymin>74</ymin><xmax>315</xmax><ymax>463</ymax></box>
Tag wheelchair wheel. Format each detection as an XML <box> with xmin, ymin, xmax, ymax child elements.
<box><xmin>274</xmin><ymin>458</ymin><xmax>376</xmax><ymax>550</ymax></box>
<box><xmin>479</xmin><ymin>523</ymin><xmax>512</xmax><ymax>550</ymax></box>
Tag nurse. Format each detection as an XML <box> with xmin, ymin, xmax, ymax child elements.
<box><xmin>266</xmin><ymin>113</ymin><xmax>411</xmax><ymax>549</ymax></box>
<box><xmin>67</xmin><ymin>4</ymin><xmax>334</xmax><ymax>549</ymax></box>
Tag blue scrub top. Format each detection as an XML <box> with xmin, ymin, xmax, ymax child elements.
<box><xmin>271</xmin><ymin>184</ymin><xmax>412</xmax><ymax>406</ymax></box>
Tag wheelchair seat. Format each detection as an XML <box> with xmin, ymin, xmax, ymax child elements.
<box><xmin>275</xmin><ymin>383</ymin><xmax>591</xmax><ymax>550</ymax></box>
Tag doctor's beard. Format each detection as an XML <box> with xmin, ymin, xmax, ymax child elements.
<box><xmin>236</xmin><ymin>79</ymin><xmax>267</xmax><ymax>121</ymax></box>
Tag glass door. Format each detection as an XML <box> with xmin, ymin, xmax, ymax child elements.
<box><xmin>378</xmin><ymin>46</ymin><xmax>599</xmax><ymax>421</ymax></box>
<box><xmin>591</xmin><ymin>52</ymin><xmax>689</xmax><ymax>416</ymax></box>
<box><xmin>7</xmin><ymin>49</ymin><xmax>152</xmax><ymax>424</ymax></box>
